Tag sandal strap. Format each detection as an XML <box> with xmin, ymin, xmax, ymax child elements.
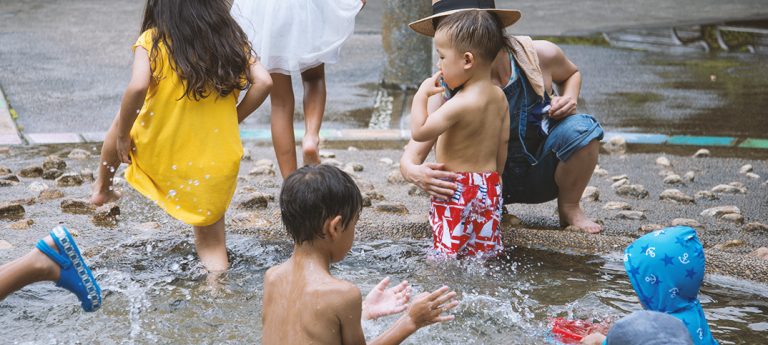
<box><xmin>35</xmin><ymin>239</ymin><xmax>71</xmax><ymax>269</ymax></box>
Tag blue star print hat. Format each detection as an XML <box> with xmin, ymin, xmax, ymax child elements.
<box><xmin>624</xmin><ymin>226</ymin><xmax>718</xmax><ymax>345</ymax></box>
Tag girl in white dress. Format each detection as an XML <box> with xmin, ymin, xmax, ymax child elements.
<box><xmin>231</xmin><ymin>0</ymin><xmax>365</xmax><ymax>178</ymax></box>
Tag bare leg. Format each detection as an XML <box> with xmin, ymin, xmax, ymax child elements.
<box><xmin>0</xmin><ymin>237</ymin><xmax>60</xmax><ymax>301</ymax></box>
<box><xmin>270</xmin><ymin>73</ymin><xmax>298</xmax><ymax>178</ymax></box>
<box><xmin>555</xmin><ymin>140</ymin><xmax>602</xmax><ymax>234</ymax></box>
<box><xmin>193</xmin><ymin>217</ymin><xmax>228</xmax><ymax>273</ymax></box>
<box><xmin>300</xmin><ymin>64</ymin><xmax>326</xmax><ymax>166</ymax></box>
<box><xmin>90</xmin><ymin>113</ymin><xmax>123</xmax><ymax>205</ymax></box>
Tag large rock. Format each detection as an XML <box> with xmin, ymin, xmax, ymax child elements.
<box><xmin>0</xmin><ymin>179</ymin><xmax>18</xmax><ymax>187</ymax></box>
<box><xmin>744</xmin><ymin>222</ymin><xmax>768</xmax><ymax>233</ymax></box>
<box><xmin>692</xmin><ymin>148</ymin><xmax>710</xmax><ymax>158</ymax></box>
<box><xmin>375</xmin><ymin>202</ymin><xmax>409</xmax><ymax>214</ymax></box>
<box><xmin>655</xmin><ymin>156</ymin><xmax>671</xmax><ymax>167</ymax></box>
<box><xmin>615</xmin><ymin>184</ymin><xmax>649</xmax><ymax>199</ymax></box>
<box><xmin>602</xmin><ymin>136</ymin><xmax>626</xmax><ymax>154</ymax></box>
<box><xmin>386</xmin><ymin>170</ymin><xmax>407</xmax><ymax>184</ymax></box>
<box><xmin>238</xmin><ymin>192</ymin><xmax>274</xmax><ymax>209</ymax></box>
<box><xmin>700</xmin><ymin>206</ymin><xmax>740</xmax><ymax>218</ymax></box>
<box><xmin>739</xmin><ymin>164</ymin><xmax>753</xmax><ymax>174</ymax></box>
<box><xmin>711</xmin><ymin>184</ymin><xmax>746</xmax><ymax>194</ymax></box>
<box><xmin>663</xmin><ymin>174</ymin><xmax>683</xmax><ymax>185</ymax></box>
<box><xmin>581</xmin><ymin>186</ymin><xmax>599</xmax><ymax>202</ymax></box>
<box><xmin>614</xmin><ymin>210</ymin><xmax>646</xmax><ymax>220</ymax></box>
<box><xmin>61</xmin><ymin>199</ymin><xmax>96</xmax><ymax>215</ymax></box>
<box><xmin>19</xmin><ymin>166</ymin><xmax>44</xmax><ymax>178</ymax></box>
<box><xmin>659</xmin><ymin>189</ymin><xmax>694</xmax><ymax>204</ymax></box>
<box><xmin>67</xmin><ymin>149</ymin><xmax>91</xmax><ymax>160</ymax></box>
<box><xmin>43</xmin><ymin>169</ymin><xmax>64</xmax><ymax>180</ymax></box>
<box><xmin>0</xmin><ymin>202</ymin><xmax>25</xmax><ymax>220</ymax></box>
<box><xmin>672</xmin><ymin>218</ymin><xmax>702</xmax><ymax>228</ymax></box>
<box><xmin>0</xmin><ymin>174</ymin><xmax>20</xmax><ymax>182</ymax></box>
<box><xmin>43</xmin><ymin>156</ymin><xmax>66</xmax><ymax>170</ymax></box>
<box><xmin>92</xmin><ymin>204</ymin><xmax>121</xmax><ymax>226</ymax></box>
<box><xmin>39</xmin><ymin>188</ymin><xmax>65</xmax><ymax>201</ymax></box>
<box><xmin>56</xmin><ymin>173</ymin><xmax>84</xmax><ymax>187</ymax></box>
<box><xmin>603</xmin><ymin>201</ymin><xmax>632</xmax><ymax>210</ymax></box>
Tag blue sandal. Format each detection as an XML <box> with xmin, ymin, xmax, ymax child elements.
<box><xmin>35</xmin><ymin>226</ymin><xmax>102</xmax><ymax>312</ymax></box>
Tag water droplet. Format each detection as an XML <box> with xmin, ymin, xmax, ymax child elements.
<box><xmin>193</xmin><ymin>180</ymin><xmax>199</xmax><ymax>186</ymax></box>
<box><xmin>102</xmin><ymin>162</ymin><xmax>107</xmax><ymax>166</ymax></box>
<box><xmin>187</xmin><ymin>179</ymin><xmax>193</xmax><ymax>184</ymax></box>
<box><xmin>109</xmin><ymin>167</ymin><xmax>115</xmax><ymax>173</ymax></box>
<box><xmin>171</xmin><ymin>165</ymin><xmax>177</xmax><ymax>170</ymax></box>
<box><xmin>141</xmin><ymin>121</ymin><xmax>145</xmax><ymax>126</ymax></box>
<box><xmin>150</xmin><ymin>112</ymin><xmax>155</xmax><ymax>116</ymax></box>
<box><xmin>207</xmin><ymin>211</ymin><xmax>211</xmax><ymax>216</ymax></box>
<box><xmin>175</xmin><ymin>205</ymin><xmax>180</xmax><ymax>210</ymax></box>
<box><xmin>204</xmin><ymin>175</ymin><xmax>210</xmax><ymax>179</ymax></box>
<box><xmin>168</xmin><ymin>189</ymin><xmax>177</xmax><ymax>197</ymax></box>
<box><xmin>213</xmin><ymin>128</ymin><xmax>219</xmax><ymax>133</ymax></box>
<box><xmin>136</xmin><ymin>109</ymin><xmax>140</xmax><ymax>114</ymax></box>
<box><xmin>187</xmin><ymin>161</ymin><xmax>192</xmax><ymax>166</ymax></box>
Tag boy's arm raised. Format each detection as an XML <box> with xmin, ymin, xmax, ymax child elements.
<box><xmin>237</xmin><ymin>59</ymin><xmax>273</xmax><ymax>123</ymax></box>
<box><xmin>410</xmin><ymin>71</ymin><xmax>464</xmax><ymax>142</ymax></box>
<box><xmin>115</xmin><ymin>47</ymin><xmax>151</xmax><ymax>164</ymax></box>
<box><xmin>368</xmin><ymin>286</ymin><xmax>458</xmax><ymax>345</ymax></box>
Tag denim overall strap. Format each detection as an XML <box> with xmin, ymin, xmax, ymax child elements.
<box><xmin>507</xmin><ymin>54</ymin><xmax>541</xmax><ymax>165</ymax></box>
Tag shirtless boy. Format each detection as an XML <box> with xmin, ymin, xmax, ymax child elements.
<box><xmin>410</xmin><ymin>10</ymin><xmax>510</xmax><ymax>257</ymax></box>
<box><xmin>262</xmin><ymin>165</ymin><xmax>458</xmax><ymax>345</ymax></box>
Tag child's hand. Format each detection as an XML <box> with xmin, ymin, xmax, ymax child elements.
<box><xmin>362</xmin><ymin>277</ymin><xmax>410</xmax><ymax>320</ymax></box>
<box><xmin>405</xmin><ymin>286</ymin><xmax>458</xmax><ymax>329</ymax></box>
<box><xmin>417</xmin><ymin>71</ymin><xmax>445</xmax><ymax>98</ymax></box>
<box><xmin>116</xmin><ymin>135</ymin><xmax>133</xmax><ymax>164</ymax></box>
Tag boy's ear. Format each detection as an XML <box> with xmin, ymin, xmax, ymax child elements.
<box><xmin>463</xmin><ymin>52</ymin><xmax>474</xmax><ymax>70</ymax></box>
<box><xmin>326</xmin><ymin>215</ymin><xmax>344</xmax><ymax>240</ymax></box>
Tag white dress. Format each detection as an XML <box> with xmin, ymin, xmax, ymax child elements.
<box><xmin>231</xmin><ymin>0</ymin><xmax>362</xmax><ymax>74</ymax></box>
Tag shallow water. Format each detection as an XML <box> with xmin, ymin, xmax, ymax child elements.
<box><xmin>3</xmin><ymin>236</ymin><xmax>767</xmax><ymax>344</ymax></box>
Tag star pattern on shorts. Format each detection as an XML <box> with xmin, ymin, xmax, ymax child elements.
<box><xmin>675</xmin><ymin>236</ymin><xmax>688</xmax><ymax>247</ymax></box>
<box><xmin>628</xmin><ymin>265</ymin><xmax>640</xmax><ymax>276</ymax></box>
<box><xmin>685</xmin><ymin>268</ymin><xmax>697</xmax><ymax>279</ymax></box>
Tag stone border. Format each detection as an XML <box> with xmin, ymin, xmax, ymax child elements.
<box><xmin>0</xmin><ymin>87</ymin><xmax>22</xmax><ymax>145</ymax></box>
<box><xmin>6</xmin><ymin>129</ymin><xmax>768</xmax><ymax>151</ymax></box>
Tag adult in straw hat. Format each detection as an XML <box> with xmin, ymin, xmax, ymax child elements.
<box><xmin>401</xmin><ymin>0</ymin><xmax>605</xmax><ymax>234</ymax></box>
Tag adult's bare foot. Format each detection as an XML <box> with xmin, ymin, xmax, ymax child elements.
<box><xmin>302</xmin><ymin>135</ymin><xmax>320</xmax><ymax>166</ymax></box>
<box><xmin>558</xmin><ymin>202</ymin><xmax>602</xmax><ymax>234</ymax></box>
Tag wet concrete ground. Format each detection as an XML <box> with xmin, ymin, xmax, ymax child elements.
<box><xmin>1</xmin><ymin>144</ymin><xmax>766</xmax><ymax>283</ymax></box>
<box><xmin>1</xmin><ymin>0</ymin><xmax>767</xmax><ymax>138</ymax></box>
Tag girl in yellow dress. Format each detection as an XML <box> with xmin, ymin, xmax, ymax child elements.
<box><xmin>90</xmin><ymin>0</ymin><xmax>273</xmax><ymax>273</ymax></box>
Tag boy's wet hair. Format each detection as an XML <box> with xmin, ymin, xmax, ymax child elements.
<box><xmin>280</xmin><ymin>165</ymin><xmax>363</xmax><ymax>244</ymax></box>
<box><xmin>435</xmin><ymin>10</ymin><xmax>507</xmax><ymax>63</ymax></box>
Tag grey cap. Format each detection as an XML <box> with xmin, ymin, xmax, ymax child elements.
<box><xmin>606</xmin><ymin>311</ymin><xmax>694</xmax><ymax>345</ymax></box>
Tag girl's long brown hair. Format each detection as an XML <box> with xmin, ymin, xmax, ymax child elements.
<box><xmin>141</xmin><ymin>0</ymin><xmax>252</xmax><ymax>100</ymax></box>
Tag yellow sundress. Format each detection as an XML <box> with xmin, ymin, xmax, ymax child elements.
<box><xmin>125</xmin><ymin>30</ymin><xmax>244</xmax><ymax>227</ymax></box>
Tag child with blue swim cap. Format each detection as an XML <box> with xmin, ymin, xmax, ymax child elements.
<box><xmin>582</xmin><ymin>226</ymin><xmax>719</xmax><ymax>345</ymax></box>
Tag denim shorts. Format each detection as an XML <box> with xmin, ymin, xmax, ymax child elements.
<box><xmin>502</xmin><ymin>114</ymin><xmax>604</xmax><ymax>204</ymax></box>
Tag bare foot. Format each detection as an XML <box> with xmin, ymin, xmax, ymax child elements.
<box><xmin>90</xmin><ymin>187</ymin><xmax>121</xmax><ymax>206</ymax></box>
<box><xmin>558</xmin><ymin>203</ymin><xmax>602</xmax><ymax>234</ymax></box>
<box><xmin>302</xmin><ymin>135</ymin><xmax>320</xmax><ymax>166</ymax></box>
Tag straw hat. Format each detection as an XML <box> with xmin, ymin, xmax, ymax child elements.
<box><xmin>408</xmin><ymin>0</ymin><xmax>522</xmax><ymax>37</ymax></box>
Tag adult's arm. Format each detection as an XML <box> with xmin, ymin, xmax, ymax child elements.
<box><xmin>400</xmin><ymin>93</ymin><xmax>459</xmax><ymax>198</ymax></box>
<box><xmin>534</xmin><ymin>40</ymin><xmax>581</xmax><ymax>120</ymax></box>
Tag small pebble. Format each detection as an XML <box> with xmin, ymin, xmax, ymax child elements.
<box><xmin>39</xmin><ymin>188</ymin><xmax>65</xmax><ymax>201</ymax></box>
<box><xmin>593</xmin><ymin>166</ymin><xmax>608</xmax><ymax>177</ymax></box>
<box><xmin>602</xmin><ymin>136</ymin><xmax>626</xmax><ymax>154</ymax></box>
<box><xmin>610</xmin><ymin>174</ymin><xmax>628</xmax><ymax>182</ymax></box>
<box><xmin>347</xmin><ymin>146</ymin><xmax>359</xmax><ymax>151</ymax></box>
<box><xmin>663</xmin><ymin>174</ymin><xmax>683</xmax><ymax>185</ymax></box>
<box><xmin>745</xmin><ymin>173</ymin><xmax>760</xmax><ymax>180</ymax></box>
<box><xmin>56</xmin><ymin>173</ymin><xmax>84</xmax><ymax>187</ymax></box>
<box><xmin>60</xmin><ymin>199</ymin><xmax>96</xmax><ymax>215</ymax></box>
<box><xmin>655</xmin><ymin>156</ymin><xmax>671</xmax><ymax>167</ymax></box>
<box><xmin>615</xmin><ymin>210</ymin><xmax>646</xmax><ymax>220</ymax></box>
<box><xmin>249</xmin><ymin>165</ymin><xmax>276</xmax><ymax>177</ymax></box>
<box><xmin>748</xmin><ymin>247</ymin><xmax>768</xmax><ymax>260</ymax></box>
<box><xmin>375</xmin><ymin>202</ymin><xmax>409</xmax><ymax>214</ymax></box>
<box><xmin>318</xmin><ymin>151</ymin><xmax>336</xmax><ymax>159</ymax></box>
<box><xmin>581</xmin><ymin>186</ymin><xmax>600</xmax><ymax>202</ymax></box>
<box><xmin>700</xmin><ymin>205</ymin><xmax>740</xmax><ymax>218</ymax></box>
<box><xmin>344</xmin><ymin>163</ymin><xmax>364</xmax><ymax>172</ymax></box>
<box><xmin>0</xmin><ymin>202</ymin><xmax>25</xmax><ymax>220</ymax></box>
<box><xmin>638</xmin><ymin>224</ymin><xmax>665</xmax><ymax>233</ymax></box>
<box><xmin>386</xmin><ymin>170</ymin><xmax>406</xmax><ymax>184</ymax></box>
<box><xmin>43</xmin><ymin>156</ymin><xmax>66</xmax><ymax>170</ymax></box>
<box><xmin>695</xmin><ymin>191</ymin><xmax>718</xmax><ymax>200</ymax></box>
<box><xmin>711</xmin><ymin>184</ymin><xmax>746</xmax><ymax>194</ymax></box>
<box><xmin>238</xmin><ymin>192</ymin><xmax>274</xmax><ymax>210</ymax></box>
<box><xmin>253</xmin><ymin>159</ymin><xmax>274</xmax><ymax>168</ymax></box>
<box><xmin>719</xmin><ymin>213</ymin><xmax>744</xmax><ymax>224</ymax></box>
<box><xmin>379</xmin><ymin>158</ymin><xmax>394</xmax><ymax>165</ymax></box>
<box><xmin>321</xmin><ymin>158</ymin><xmax>343</xmax><ymax>168</ymax></box>
<box><xmin>92</xmin><ymin>204</ymin><xmax>121</xmax><ymax>226</ymax></box>
<box><xmin>0</xmin><ymin>240</ymin><xmax>13</xmax><ymax>250</ymax></box>
<box><xmin>683</xmin><ymin>171</ymin><xmax>696</xmax><ymax>182</ymax></box>
<box><xmin>739</xmin><ymin>164</ymin><xmax>753</xmax><ymax>174</ymax></box>
<box><xmin>0</xmin><ymin>166</ymin><xmax>11</xmax><ymax>174</ymax></box>
<box><xmin>43</xmin><ymin>169</ymin><xmax>64</xmax><ymax>180</ymax></box>
<box><xmin>603</xmin><ymin>201</ymin><xmax>632</xmax><ymax>210</ymax></box>
<box><xmin>19</xmin><ymin>166</ymin><xmax>43</xmax><ymax>178</ymax></box>
<box><xmin>67</xmin><ymin>149</ymin><xmax>91</xmax><ymax>160</ymax></box>
<box><xmin>692</xmin><ymin>149</ymin><xmax>710</xmax><ymax>158</ymax></box>
<box><xmin>659</xmin><ymin>189</ymin><xmax>695</xmax><ymax>204</ymax></box>
<box><xmin>615</xmin><ymin>184</ymin><xmax>649</xmax><ymax>199</ymax></box>
<box><xmin>611</xmin><ymin>179</ymin><xmax>629</xmax><ymax>189</ymax></box>
<box><xmin>744</xmin><ymin>222</ymin><xmax>768</xmax><ymax>233</ymax></box>
<box><xmin>671</xmin><ymin>218</ymin><xmax>702</xmax><ymax>228</ymax></box>
<box><xmin>9</xmin><ymin>218</ymin><xmax>34</xmax><ymax>230</ymax></box>
<box><xmin>715</xmin><ymin>239</ymin><xmax>745</xmax><ymax>250</ymax></box>
<box><xmin>408</xmin><ymin>184</ymin><xmax>429</xmax><ymax>197</ymax></box>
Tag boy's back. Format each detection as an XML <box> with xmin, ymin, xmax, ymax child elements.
<box><xmin>434</xmin><ymin>82</ymin><xmax>508</xmax><ymax>173</ymax></box>
<box><xmin>262</xmin><ymin>261</ymin><xmax>360</xmax><ymax>345</ymax></box>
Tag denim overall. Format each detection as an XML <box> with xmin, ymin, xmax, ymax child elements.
<box><xmin>501</xmin><ymin>52</ymin><xmax>604</xmax><ymax>204</ymax></box>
